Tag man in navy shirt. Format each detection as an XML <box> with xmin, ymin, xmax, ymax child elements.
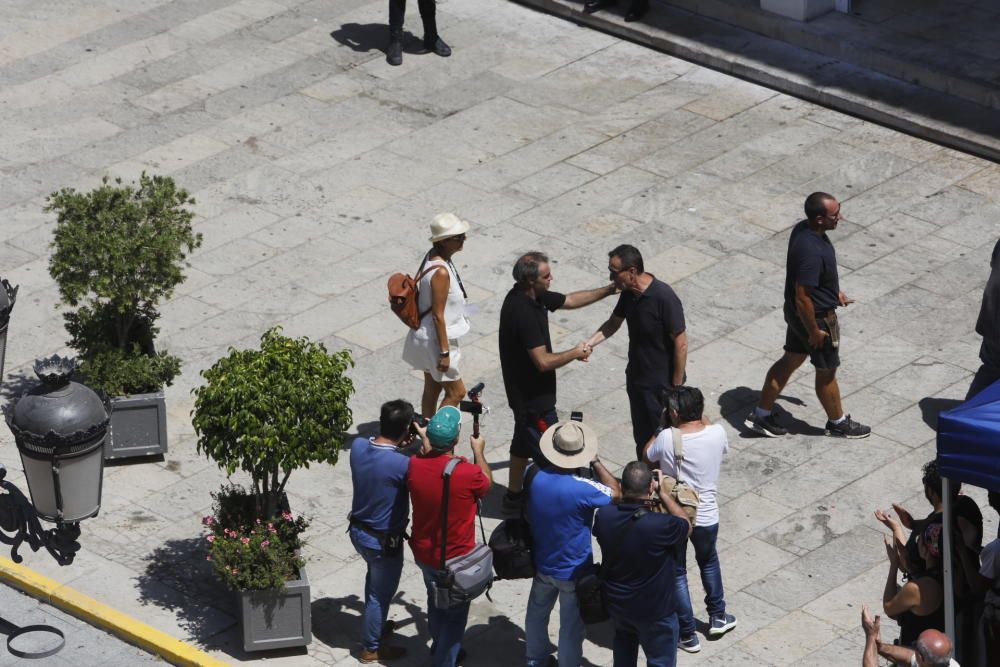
<box><xmin>593</xmin><ymin>462</ymin><xmax>692</xmax><ymax>667</ymax></box>
<box><xmin>524</xmin><ymin>419</ymin><xmax>620</xmax><ymax>667</ymax></box>
<box><xmin>349</xmin><ymin>399</ymin><xmax>428</xmax><ymax>663</ymax></box>
<box><xmin>745</xmin><ymin>192</ymin><xmax>870</xmax><ymax>439</ymax></box>
<box><xmin>586</xmin><ymin>244</ymin><xmax>687</xmax><ymax>459</ymax></box>
<box><xmin>498</xmin><ymin>251</ymin><xmax>617</xmax><ymax>514</ymax></box>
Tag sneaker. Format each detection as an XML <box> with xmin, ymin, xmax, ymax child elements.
<box><xmin>744</xmin><ymin>410</ymin><xmax>787</xmax><ymax>437</ymax></box>
<box><xmin>359</xmin><ymin>645</ymin><xmax>407</xmax><ymax>663</ymax></box>
<box><xmin>708</xmin><ymin>613</ymin><xmax>737</xmax><ymax>637</ymax></box>
<box><xmin>825</xmin><ymin>414</ymin><xmax>871</xmax><ymax>439</ymax></box>
<box><xmin>679</xmin><ymin>634</ymin><xmax>701</xmax><ymax>653</ymax></box>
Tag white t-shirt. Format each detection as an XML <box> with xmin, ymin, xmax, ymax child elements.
<box><xmin>647</xmin><ymin>423</ymin><xmax>729</xmax><ymax>527</ymax></box>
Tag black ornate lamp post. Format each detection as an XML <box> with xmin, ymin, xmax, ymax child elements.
<box><xmin>1</xmin><ymin>356</ymin><xmax>109</xmax><ymax>565</ymax></box>
<box><xmin>0</xmin><ymin>278</ymin><xmax>17</xmax><ymax>383</ymax></box>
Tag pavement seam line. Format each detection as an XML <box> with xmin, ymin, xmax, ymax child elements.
<box><xmin>0</xmin><ymin>557</ymin><xmax>231</xmax><ymax>667</ymax></box>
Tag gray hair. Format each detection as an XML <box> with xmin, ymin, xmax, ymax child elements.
<box><xmin>512</xmin><ymin>252</ymin><xmax>549</xmax><ymax>285</ymax></box>
<box><xmin>914</xmin><ymin>637</ymin><xmax>953</xmax><ymax>667</ymax></box>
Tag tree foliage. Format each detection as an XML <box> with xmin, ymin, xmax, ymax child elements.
<box><xmin>45</xmin><ymin>173</ymin><xmax>202</xmax><ymax>395</ymax></box>
<box><xmin>192</xmin><ymin>327</ymin><xmax>355</xmax><ymax>519</ymax></box>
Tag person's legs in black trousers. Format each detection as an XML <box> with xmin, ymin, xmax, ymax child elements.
<box><xmin>386</xmin><ymin>0</ymin><xmax>449</xmax><ymax>65</ymax></box>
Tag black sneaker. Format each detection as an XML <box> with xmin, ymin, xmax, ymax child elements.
<box><xmin>744</xmin><ymin>410</ymin><xmax>787</xmax><ymax>437</ymax></box>
<box><xmin>679</xmin><ymin>634</ymin><xmax>701</xmax><ymax>653</ymax></box>
<box><xmin>708</xmin><ymin>613</ymin><xmax>737</xmax><ymax>637</ymax></box>
<box><xmin>825</xmin><ymin>414</ymin><xmax>870</xmax><ymax>439</ymax></box>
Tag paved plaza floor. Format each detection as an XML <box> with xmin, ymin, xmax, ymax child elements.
<box><xmin>1</xmin><ymin>0</ymin><xmax>999</xmax><ymax>664</ymax></box>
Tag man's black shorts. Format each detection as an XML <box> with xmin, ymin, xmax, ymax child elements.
<box><xmin>784</xmin><ymin>312</ymin><xmax>840</xmax><ymax>369</ymax></box>
<box><xmin>509</xmin><ymin>408</ymin><xmax>558</xmax><ymax>462</ymax></box>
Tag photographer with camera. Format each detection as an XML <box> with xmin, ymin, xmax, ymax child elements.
<box><xmin>593</xmin><ymin>462</ymin><xmax>692</xmax><ymax>667</ymax></box>
<box><xmin>408</xmin><ymin>405</ymin><xmax>492</xmax><ymax>667</ymax></box>
<box><xmin>523</xmin><ymin>416</ymin><xmax>620</xmax><ymax>667</ymax></box>
<box><xmin>643</xmin><ymin>386</ymin><xmax>736</xmax><ymax>653</ymax></box>
<box><xmin>348</xmin><ymin>399</ymin><xmax>429</xmax><ymax>663</ymax></box>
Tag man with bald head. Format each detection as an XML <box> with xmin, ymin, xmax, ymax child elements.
<box><xmin>746</xmin><ymin>192</ymin><xmax>871</xmax><ymax>440</ymax></box>
<box><xmin>862</xmin><ymin>605</ymin><xmax>959</xmax><ymax>666</ymax></box>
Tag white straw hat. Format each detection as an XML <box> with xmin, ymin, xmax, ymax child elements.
<box><xmin>429</xmin><ymin>212</ymin><xmax>470</xmax><ymax>242</ymax></box>
<box><xmin>539</xmin><ymin>420</ymin><xmax>600</xmax><ymax>469</ymax></box>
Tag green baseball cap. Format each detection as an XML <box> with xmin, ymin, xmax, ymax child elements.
<box><xmin>427</xmin><ymin>405</ymin><xmax>461</xmax><ymax>448</ymax></box>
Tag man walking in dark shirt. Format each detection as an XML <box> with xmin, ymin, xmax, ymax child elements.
<box><xmin>745</xmin><ymin>192</ymin><xmax>870</xmax><ymax>439</ymax></box>
<box><xmin>586</xmin><ymin>244</ymin><xmax>687</xmax><ymax>459</ymax></box>
<box><xmin>593</xmin><ymin>462</ymin><xmax>692</xmax><ymax>667</ymax></box>
<box><xmin>968</xmin><ymin>238</ymin><xmax>1000</xmax><ymax>398</ymax></box>
<box><xmin>498</xmin><ymin>251</ymin><xmax>616</xmax><ymax>513</ymax></box>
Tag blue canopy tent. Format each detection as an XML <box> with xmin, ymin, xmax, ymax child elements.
<box><xmin>935</xmin><ymin>379</ymin><xmax>1000</xmax><ymax>642</ymax></box>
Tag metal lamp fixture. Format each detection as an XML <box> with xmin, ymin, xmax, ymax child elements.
<box><xmin>1</xmin><ymin>356</ymin><xmax>109</xmax><ymax>565</ymax></box>
<box><xmin>0</xmin><ymin>278</ymin><xmax>17</xmax><ymax>383</ymax></box>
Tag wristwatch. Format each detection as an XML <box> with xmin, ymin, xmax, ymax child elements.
<box><xmin>439</xmin><ymin>350</ymin><xmax>450</xmax><ymax>357</ymax></box>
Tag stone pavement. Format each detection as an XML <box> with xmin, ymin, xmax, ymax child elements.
<box><xmin>0</xmin><ymin>585</ymin><xmax>163</xmax><ymax>665</ymax></box>
<box><xmin>0</xmin><ymin>0</ymin><xmax>999</xmax><ymax>665</ymax></box>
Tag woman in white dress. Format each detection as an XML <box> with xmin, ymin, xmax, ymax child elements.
<box><xmin>402</xmin><ymin>212</ymin><xmax>471</xmax><ymax>417</ymax></box>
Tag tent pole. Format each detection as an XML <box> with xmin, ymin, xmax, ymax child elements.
<box><xmin>942</xmin><ymin>477</ymin><xmax>955</xmax><ymax>643</ymax></box>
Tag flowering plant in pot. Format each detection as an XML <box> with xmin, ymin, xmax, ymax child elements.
<box><xmin>192</xmin><ymin>327</ymin><xmax>354</xmax><ymax>651</ymax></box>
<box><xmin>45</xmin><ymin>173</ymin><xmax>202</xmax><ymax>460</ymax></box>
<box><xmin>203</xmin><ymin>484</ymin><xmax>310</xmax><ymax>593</ymax></box>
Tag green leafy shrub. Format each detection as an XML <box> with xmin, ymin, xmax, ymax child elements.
<box><xmin>203</xmin><ymin>484</ymin><xmax>309</xmax><ymax>592</ymax></box>
<box><xmin>45</xmin><ymin>173</ymin><xmax>202</xmax><ymax>395</ymax></box>
<box><xmin>192</xmin><ymin>327</ymin><xmax>354</xmax><ymax>519</ymax></box>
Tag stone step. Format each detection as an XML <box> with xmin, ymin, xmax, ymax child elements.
<box><xmin>665</xmin><ymin>0</ymin><xmax>1000</xmax><ymax>112</ymax></box>
<box><xmin>509</xmin><ymin>0</ymin><xmax>1000</xmax><ymax>162</ymax></box>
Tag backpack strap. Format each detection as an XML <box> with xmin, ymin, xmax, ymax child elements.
<box><xmin>520</xmin><ymin>464</ymin><xmax>541</xmax><ymax>522</ymax></box>
<box><xmin>416</xmin><ymin>255</ymin><xmax>449</xmax><ymax>323</ymax></box>
<box><xmin>439</xmin><ymin>457</ymin><xmax>462</xmax><ymax>572</ymax></box>
<box><xmin>670</xmin><ymin>427</ymin><xmax>686</xmax><ymax>483</ymax></box>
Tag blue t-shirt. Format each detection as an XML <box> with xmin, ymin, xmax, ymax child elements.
<box><xmin>526</xmin><ymin>466</ymin><xmax>613</xmax><ymax>580</ymax></box>
<box><xmin>593</xmin><ymin>503</ymin><xmax>689</xmax><ymax>621</ymax></box>
<box><xmin>349</xmin><ymin>436</ymin><xmax>410</xmax><ymax>551</ymax></box>
<box><xmin>784</xmin><ymin>219</ymin><xmax>840</xmax><ymax>316</ymax></box>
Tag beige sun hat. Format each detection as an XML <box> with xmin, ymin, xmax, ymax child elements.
<box><xmin>539</xmin><ymin>419</ymin><xmax>600</xmax><ymax>469</ymax></box>
<box><xmin>429</xmin><ymin>212</ymin><xmax>470</xmax><ymax>242</ymax></box>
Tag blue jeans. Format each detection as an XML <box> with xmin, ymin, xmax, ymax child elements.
<box><xmin>525</xmin><ymin>572</ymin><xmax>584</xmax><ymax>667</ymax></box>
<box><xmin>611</xmin><ymin>612</ymin><xmax>679</xmax><ymax>667</ymax></box>
<box><xmin>674</xmin><ymin>523</ymin><xmax>726</xmax><ymax>637</ymax></box>
<box><xmin>418</xmin><ymin>562</ymin><xmax>470</xmax><ymax>667</ymax></box>
<box><xmin>350</xmin><ymin>529</ymin><xmax>404</xmax><ymax>651</ymax></box>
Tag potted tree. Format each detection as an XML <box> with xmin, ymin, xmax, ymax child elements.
<box><xmin>45</xmin><ymin>173</ymin><xmax>202</xmax><ymax>460</ymax></box>
<box><xmin>192</xmin><ymin>327</ymin><xmax>354</xmax><ymax>652</ymax></box>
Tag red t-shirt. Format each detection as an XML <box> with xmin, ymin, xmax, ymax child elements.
<box><xmin>408</xmin><ymin>454</ymin><xmax>490</xmax><ymax>567</ymax></box>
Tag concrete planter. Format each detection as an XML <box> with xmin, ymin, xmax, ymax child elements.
<box><xmin>238</xmin><ymin>564</ymin><xmax>312</xmax><ymax>652</ymax></box>
<box><xmin>105</xmin><ymin>391</ymin><xmax>168</xmax><ymax>460</ymax></box>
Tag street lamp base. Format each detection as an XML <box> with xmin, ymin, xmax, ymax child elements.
<box><xmin>0</xmin><ymin>466</ymin><xmax>82</xmax><ymax>566</ymax></box>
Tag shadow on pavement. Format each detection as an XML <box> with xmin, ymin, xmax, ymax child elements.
<box><xmin>918</xmin><ymin>397</ymin><xmax>963</xmax><ymax>431</ymax></box>
<box><xmin>329</xmin><ymin>24</ymin><xmax>426</xmax><ymax>55</ymax></box>
<box><xmin>312</xmin><ymin>592</ymin><xmax>429</xmax><ymax>660</ymax></box>
<box><xmin>718</xmin><ymin>386</ymin><xmax>821</xmax><ymax>437</ymax></box>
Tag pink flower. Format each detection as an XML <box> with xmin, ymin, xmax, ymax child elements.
<box><xmin>256</xmin><ymin>518</ymin><xmax>262</xmax><ymax>525</ymax></box>
<box><xmin>206</xmin><ymin>555</ymin><xmax>212</xmax><ymax>561</ymax></box>
<box><xmin>231</xmin><ymin>568</ymin><xmax>238</xmax><ymax>574</ymax></box>
<box><xmin>201</xmin><ymin>516</ymin><xmax>215</xmax><ymax>526</ymax></box>
<box><xmin>269</xmin><ymin>527</ymin><xmax>277</xmax><ymax>534</ymax></box>
<box><xmin>261</xmin><ymin>540</ymin><xmax>270</xmax><ymax>548</ymax></box>
<box><xmin>206</xmin><ymin>535</ymin><xmax>215</xmax><ymax>543</ymax></box>
<box><xmin>240</xmin><ymin>537</ymin><xmax>250</xmax><ymax>545</ymax></box>
<box><xmin>281</xmin><ymin>512</ymin><xmax>293</xmax><ymax>521</ymax></box>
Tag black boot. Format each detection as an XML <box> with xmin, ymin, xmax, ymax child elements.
<box><xmin>423</xmin><ymin>35</ymin><xmax>451</xmax><ymax>57</ymax></box>
<box><xmin>386</xmin><ymin>28</ymin><xmax>403</xmax><ymax>66</ymax></box>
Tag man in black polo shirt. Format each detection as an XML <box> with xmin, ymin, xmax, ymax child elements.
<box><xmin>593</xmin><ymin>462</ymin><xmax>691</xmax><ymax>667</ymax></box>
<box><xmin>586</xmin><ymin>244</ymin><xmax>687</xmax><ymax>459</ymax></box>
<box><xmin>745</xmin><ymin>192</ymin><xmax>870</xmax><ymax>439</ymax></box>
<box><xmin>499</xmin><ymin>251</ymin><xmax>616</xmax><ymax>513</ymax></box>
